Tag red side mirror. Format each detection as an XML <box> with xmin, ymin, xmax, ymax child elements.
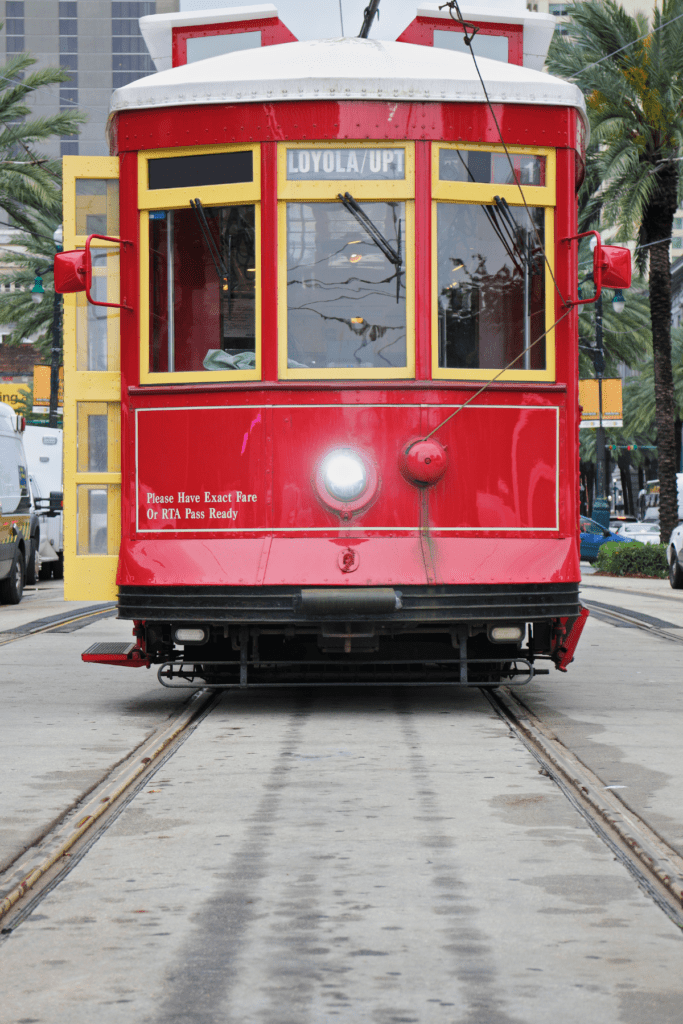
<box><xmin>53</xmin><ymin>234</ymin><xmax>133</xmax><ymax>311</ymax></box>
<box><xmin>54</xmin><ymin>249</ymin><xmax>89</xmax><ymax>294</ymax></box>
<box><xmin>596</xmin><ymin>245</ymin><xmax>632</xmax><ymax>290</ymax></box>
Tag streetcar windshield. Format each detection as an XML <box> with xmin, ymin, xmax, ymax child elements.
<box><xmin>149</xmin><ymin>203</ymin><xmax>256</xmax><ymax>373</ymax></box>
<box><xmin>285</xmin><ymin>201</ymin><xmax>406</xmax><ymax>370</ymax></box>
<box><xmin>436</xmin><ymin>203</ymin><xmax>546</xmax><ymax>371</ymax></box>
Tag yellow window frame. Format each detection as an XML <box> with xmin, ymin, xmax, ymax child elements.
<box><xmin>138</xmin><ymin>144</ymin><xmax>262</xmax><ymax>385</ymax></box>
<box><xmin>277</xmin><ymin>141</ymin><xmax>415</xmax><ymax>381</ymax></box>
<box><xmin>62</xmin><ymin>155</ymin><xmax>122</xmax><ymax>601</ymax></box>
<box><xmin>138</xmin><ymin>143</ymin><xmax>261</xmax><ymax>210</ymax></box>
<box><xmin>432</xmin><ymin>141</ymin><xmax>556</xmax><ymax>205</ymax></box>
<box><xmin>431</xmin><ymin>142</ymin><xmax>556</xmax><ymax>383</ymax></box>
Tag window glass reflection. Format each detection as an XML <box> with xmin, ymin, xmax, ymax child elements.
<box><xmin>286</xmin><ymin>201</ymin><xmax>406</xmax><ymax>370</ymax></box>
<box><xmin>437</xmin><ymin>203</ymin><xmax>545</xmax><ymax>371</ymax></box>
<box><xmin>149</xmin><ymin>204</ymin><xmax>256</xmax><ymax>373</ymax></box>
<box><xmin>439</xmin><ymin>149</ymin><xmax>545</xmax><ymax>187</ymax></box>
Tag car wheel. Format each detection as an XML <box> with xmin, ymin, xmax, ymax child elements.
<box><xmin>0</xmin><ymin>548</ymin><xmax>25</xmax><ymax>604</ymax></box>
<box><xmin>52</xmin><ymin>552</ymin><xmax>64</xmax><ymax>580</ymax></box>
<box><xmin>25</xmin><ymin>534</ymin><xmax>38</xmax><ymax>586</ymax></box>
<box><xmin>669</xmin><ymin>555</ymin><xmax>683</xmax><ymax>589</ymax></box>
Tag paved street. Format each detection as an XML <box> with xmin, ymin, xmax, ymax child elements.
<box><xmin>1</xmin><ymin>574</ymin><xmax>682</xmax><ymax>1023</ymax></box>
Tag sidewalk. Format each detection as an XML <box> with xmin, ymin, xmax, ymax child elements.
<box><xmin>579</xmin><ymin>565</ymin><xmax>683</xmax><ymax>628</ymax></box>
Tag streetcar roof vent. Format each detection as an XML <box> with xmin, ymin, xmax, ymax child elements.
<box><xmin>139</xmin><ymin>5</ymin><xmax>297</xmax><ymax>73</ymax></box>
<box><xmin>403</xmin><ymin>2</ymin><xmax>556</xmax><ymax>72</ymax></box>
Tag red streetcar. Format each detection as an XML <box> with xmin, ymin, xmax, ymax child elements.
<box><xmin>57</xmin><ymin>3</ymin><xmax>625</xmax><ymax>688</ymax></box>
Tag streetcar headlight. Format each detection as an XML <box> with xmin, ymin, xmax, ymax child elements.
<box><xmin>489</xmin><ymin>625</ymin><xmax>524</xmax><ymax>643</ymax></box>
<box><xmin>174</xmin><ymin>627</ymin><xmax>207</xmax><ymax>645</ymax></box>
<box><xmin>321</xmin><ymin>450</ymin><xmax>367</xmax><ymax>501</ymax></box>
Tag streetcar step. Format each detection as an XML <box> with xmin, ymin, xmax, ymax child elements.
<box><xmin>82</xmin><ymin>642</ymin><xmax>148</xmax><ymax>667</ymax></box>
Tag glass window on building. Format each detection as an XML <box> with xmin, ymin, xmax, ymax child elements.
<box><xmin>112</xmin><ymin>2</ymin><xmax>157</xmax><ymax>89</ymax></box>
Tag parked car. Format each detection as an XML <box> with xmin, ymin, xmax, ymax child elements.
<box><xmin>580</xmin><ymin>515</ymin><xmax>633</xmax><ymax>564</ymax></box>
<box><xmin>617</xmin><ymin>522</ymin><xmax>661</xmax><ymax>545</ymax></box>
<box><xmin>609</xmin><ymin>514</ymin><xmax>637</xmax><ymax>529</ymax></box>
<box><xmin>667</xmin><ymin>523</ymin><xmax>683</xmax><ymax>589</ymax></box>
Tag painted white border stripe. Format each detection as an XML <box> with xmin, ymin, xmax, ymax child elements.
<box><xmin>134</xmin><ymin>405</ymin><xmax>560</xmax><ymax>534</ymax></box>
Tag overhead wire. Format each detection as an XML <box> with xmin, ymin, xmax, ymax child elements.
<box><xmin>421</xmin><ymin>1</ymin><xmax>579</xmax><ymax>441</ymax></box>
<box><xmin>566</xmin><ymin>8</ymin><xmax>683</xmax><ymax>79</ymax></box>
<box><xmin>439</xmin><ymin>0</ymin><xmax>568</xmax><ymax>308</ymax></box>
<box><xmin>423</xmin><ymin>306</ymin><xmax>575</xmax><ymax>440</ymax></box>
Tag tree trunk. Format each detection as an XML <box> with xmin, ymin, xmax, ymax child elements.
<box><xmin>583</xmin><ymin>460</ymin><xmax>595</xmax><ymax>517</ymax></box>
<box><xmin>618</xmin><ymin>449</ymin><xmax>634</xmax><ymax>516</ymax></box>
<box><xmin>645</xmin><ymin>168</ymin><xmax>679</xmax><ymax>543</ymax></box>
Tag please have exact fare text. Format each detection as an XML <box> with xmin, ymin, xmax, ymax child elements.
<box><xmin>145</xmin><ymin>491</ymin><xmax>258</xmax><ymax>521</ymax></box>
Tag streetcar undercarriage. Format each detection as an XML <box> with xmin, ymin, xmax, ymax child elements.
<box><xmin>83</xmin><ymin>583</ymin><xmax>588</xmax><ymax>688</ymax></box>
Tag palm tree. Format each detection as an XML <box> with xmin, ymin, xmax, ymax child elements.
<box><xmin>0</xmin><ymin>210</ymin><xmax>61</xmax><ymax>355</ymax></box>
<box><xmin>624</xmin><ymin>327</ymin><xmax>683</xmax><ymax>451</ymax></box>
<box><xmin>548</xmin><ymin>0</ymin><xmax>683</xmax><ymax>542</ymax></box>
<box><xmin>578</xmin><ymin>277</ymin><xmax>651</xmax><ymax>379</ymax></box>
<box><xmin>0</xmin><ymin>50</ymin><xmax>85</xmax><ymax>230</ymax></box>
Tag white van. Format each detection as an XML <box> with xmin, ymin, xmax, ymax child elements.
<box><xmin>23</xmin><ymin>425</ymin><xmax>64</xmax><ymax>579</ymax></box>
<box><xmin>0</xmin><ymin>402</ymin><xmax>35</xmax><ymax>603</ymax></box>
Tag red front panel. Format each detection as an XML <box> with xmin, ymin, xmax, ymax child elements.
<box><xmin>119</xmin><ymin>391</ymin><xmax>577</xmax><ymax>588</ymax></box>
<box><xmin>133</xmin><ymin>398</ymin><xmax>559</xmax><ymax>536</ymax></box>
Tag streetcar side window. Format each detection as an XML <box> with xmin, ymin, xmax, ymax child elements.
<box><xmin>433</xmin><ymin>143</ymin><xmax>555</xmax><ymax>381</ymax></box>
<box><xmin>436</xmin><ymin>203</ymin><xmax>546</xmax><ymax>371</ymax></box>
<box><xmin>149</xmin><ymin>204</ymin><xmax>256</xmax><ymax>374</ymax></box>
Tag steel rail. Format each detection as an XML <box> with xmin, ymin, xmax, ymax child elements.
<box><xmin>485</xmin><ymin>686</ymin><xmax>683</xmax><ymax>928</ymax></box>
<box><xmin>0</xmin><ymin>603</ymin><xmax>116</xmax><ymax>647</ymax></box>
<box><xmin>580</xmin><ymin>598</ymin><xmax>683</xmax><ymax>646</ymax></box>
<box><xmin>0</xmin><ymin>688</ymin><xmax>217</xmax><ymax>929</ymax></box>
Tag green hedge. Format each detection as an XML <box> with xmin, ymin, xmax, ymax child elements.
<box><xmin>595</xmin><ymin>541</ymin><xmax>668</xmax><ymax>578</ymax></box>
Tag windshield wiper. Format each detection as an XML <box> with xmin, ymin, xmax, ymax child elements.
<box><xmin>337</xmin><ymin>191</ymin><xmax>403</xmax><ymax>301</ymax></box>
<box><xmin>190</xmin><ymin>197</ymin><xmax>230</xmax><ymax>294</ymax></box>
<box><xmin>492</xmin><ymin>196</ymin><xmax>530</xmax><ymax>274</ymax></box>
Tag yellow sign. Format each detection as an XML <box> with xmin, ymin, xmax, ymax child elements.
<box><xmin>33</xmin><ymin>365</ymin><xmax>64</xmax><ymax>407</ymax></box>
<box><xmin>579</xmin><ymin>378</ymin><xmax>623</xmax><ymax>427</ymax></box>
<box><xmin>0</xmin><ymin>382</ymin><xmax>30</xmax><ymax>410</ymax></box>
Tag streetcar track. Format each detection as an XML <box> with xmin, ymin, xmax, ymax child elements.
<box><xmin>2</xmin><ymin>588</ymin><xmax>681</xmax><ymax>941</ymax></box>
<box><xmin>0</xmin><ymin>687</ymin><xmax>217</xmax><ymax>934</ymax></box>
<box><xmin>0</xmin><ymin>602</ymin><xmax>117</xmax><ymax>645</ymax></box>
<box><xmin>486</xmin><ymin>686</ymin><xmax>683</xmax><ymax>929</ymax></box>
<box><xmin>580</xmin><ymin>598</ymin><xmax>683</xmax><ymax>645</ymax></box>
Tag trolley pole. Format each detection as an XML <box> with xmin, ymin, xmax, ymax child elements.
<box><xmin>592</xmin><ymin>292</ymin><xmax>610</xmax><ymax>528</ymax></box>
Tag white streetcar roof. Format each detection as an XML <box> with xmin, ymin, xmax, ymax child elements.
<box><xmin>110</xmin><ymin>37</ymin><xmax>586</xmax><ymax>124</ymax></box>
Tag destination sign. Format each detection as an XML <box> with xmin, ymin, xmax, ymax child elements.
<box><xmin>286</xmin><ymin>148</ymin><xmax>405</xmax><ymax>181</ymax></box>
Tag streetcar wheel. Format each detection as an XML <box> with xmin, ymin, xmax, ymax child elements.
<box><xmin>0</xmin><ymin>548</ymin><xmax>25</xmax><ymax>604</ymax></box>
<box><xmin>25</xmin><ymin>535</ymin><xmax>38</xmax><ymax>586</ymax></box>
<box><xmin>669</xmin><ymin>555</ymin><xmax>683</xmax><ymax>589</ymax></box>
